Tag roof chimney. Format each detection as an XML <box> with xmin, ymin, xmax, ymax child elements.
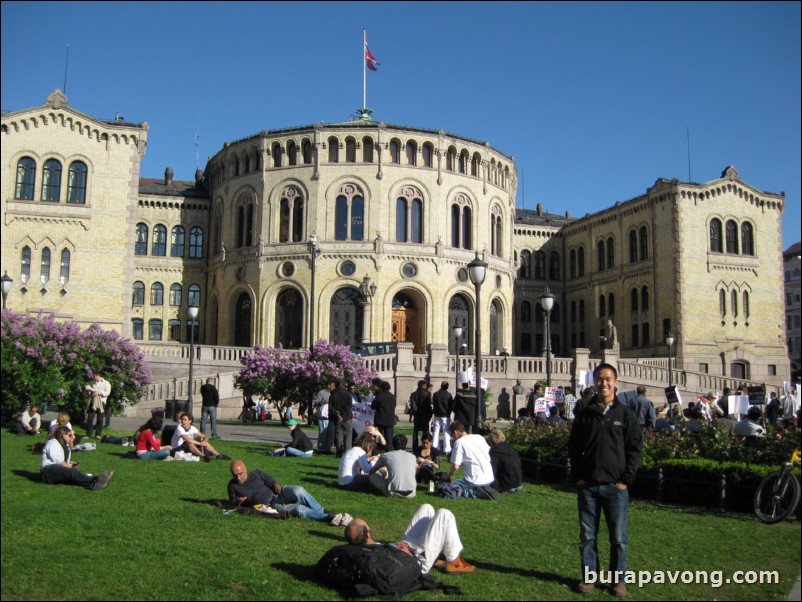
<box><xmin>164</xmin><ymin>167</ymin><xmax>174</xmax><ymax>186</ymax></box>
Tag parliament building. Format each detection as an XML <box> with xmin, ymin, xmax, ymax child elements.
<box><xmin>1</xmin><ymin>90</ymin><xmax>791</xmax><ymax>393</ymax></box>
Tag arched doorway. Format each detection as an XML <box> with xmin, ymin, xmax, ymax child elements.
<box><xmin>234</xmin><ymin>292</ymin><xmax>252</xmax><ymax>347</ymax></box>
<box><xmin>330</xmin><ymin>287</ymin><xmax>364</xmax><ymax>346</ymax></box>
<box><xmin>731</xmin><ymin>361</ymin><xmax>748</xmax><ymax>381</ymax></box>
<box><xmin>275</xmin><ymin>288</ymin><xmax>303</xmax><ymax>349</ymax></box>
<box><xmin>448</xmin><ymin>294</ymin><xmax>471</xmax><ymax>353</ymax></box>
<box><xmin>391</xmin><ymin>291</ymin><xmax>425</xmax><ymax>353</ymax></box>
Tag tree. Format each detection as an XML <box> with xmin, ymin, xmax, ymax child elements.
<box><xmin>236</xmin><ymin>340</ymin><xmax>377</xmax><ymax>403</ymax></box>
<box><xmin>1</xmin><ymin>310</ymin><xmax>151</xmax><ymax>423</ymax></box>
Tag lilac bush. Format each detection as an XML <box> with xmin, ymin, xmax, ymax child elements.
<box><xmin>1</xmin><ymin>310</ymin><xmax>151</xmax><ymax>423</ymax></box>
<box><xmin>236</xmin><ymin>340</ymin><xmax>377</xmax><ymax>403</ymax></box>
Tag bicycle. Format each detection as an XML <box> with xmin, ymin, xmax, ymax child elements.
<box><xmin>754</xmin><ymin>449</ymin><xmax>801</xmax><ymax>524</ymax></box>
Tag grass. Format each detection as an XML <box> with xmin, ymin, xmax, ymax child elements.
<box><xmin>1</xmin><ymin>429</ymin><xmax>799</xmax><ymax>601</ymax></box>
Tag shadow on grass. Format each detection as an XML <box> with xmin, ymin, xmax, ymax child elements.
<box><xmin>271</xmin><ymin>562</ymin><xmax>318</xmax><ymax>584</ymax></box>
<box><xmin>12</xmin><ymin>469</ymin><xmax>42</xmax><ymax>483</ymax></box>
<box><xmin>469</xmin><ymin>560</ymin><xmax>575</xmax><ymax>588</ymax></box>
<box><xmin>180</xmin><ymin>496</ymin><xmax>224</xmax><ymax>507</ymax></box>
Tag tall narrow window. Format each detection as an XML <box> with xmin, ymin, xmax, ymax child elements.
<box><xmin>287</xmin><ymin>141</ymin><xmax>297</xmax><ymax>165</ymax></box>
<box><xmin>631</xmin><ymin>289</ymin><xmax>639</xmax><ymax>313</ymax></box>
<box><xmin>302</xmin><ymin>140</ymin><xmax>313</xmax><ymax>164</ymax></box>
<box><xmin>406</xmin><ymin>141</ymin><xmax>417</xmax><ymax>166</ymax></box>
<box><xmin>150</xmin><ymin>283</ymin><xmax>164</xmax><ymax>306</ymax></box>
<box><xmin>21</xmin><ymin>246</ymin><xmax>31</xmax><ymax>283</ymax></box>
<box><xmin>549</xmin><ymin>253</ymin><xmax>560</xmax><ymax>281</ymax></box>
<box><xmin>411</xmin><ymin>199</ymin><xmax>422</xmax><ymax>243</ymax></box>
<box><xmin>40</xmin><ymin>248</ymin><xmax>51</xmax><ymax>284</ymax></box>
<box><xmin>741</xmin><ymin>222</ymin><xmax>754</xmax><ymax>256</ymax></box>
<box><xmin>422</xmin><ymin>143</ymin><xmax>432</xmax><ymax>167</ymax></box>
<box><xmin>148</xmin><ymin>319</ymin><xmax>163</xmax><ymax>341</ymax></box>
<box><xmin>462</xmin><ymin>207</ymin><xmax>471</xmax><ymax>250</ymax></box>
<box><xmin>212</xmin><ymin>206</ymin><xmax>222</xmax><ymax>256</ymax></box>
<box><xmin>578</xmin><ymin>247</ymin><xmax>585</xmax><ymax>276</ymax></box>
<box><xmin>132</xmin><ymin>282</ymin><xmax>145</xmax><ymax>306</ymax></box>
<box><xmin>719</xmin><ymin>289</ymin><xmax>726</xmax><ymax>316</ymax></box>
<box><xmin>169</xmin><ymin>283</ymin><xmax>182</xmax><ymax>307</ymax></box>
<box><xmin>135</xmin><ymin>223</ymin><xmax>148</xmax><ymax>255</ymax></box>
<box><xmin>629</xmin><ymin>230</ymin><xmax>638</xmax><ymax>263</ymax></box>
<box><xmin>41</xmin><ymin>159</ymin><xmax>62</xmax><ymax>202</ymax></box>
<box><xmin>168</xmin><ymin>319</ymin><xmax>182</xmax><ymax>342</ymax></box>
<box><xmin>743</xmin><ymin>291</ymin><xmax>750</xmax><ymax>318</ymax></box>
<box><xmin>67</xmin><ymin>161</ymin><xmax>87</xmax><ymax>204</ymax></box>
<box><xmin>395</xmin><ymin>188</ymin><xmax>424</xmax><ymax>243</ymax></box>
<box><xmin>279</xmin><ymin>188</ymin><xmax>303</xmax><ymax>243</ymax></box>
<box><xmin>534</xmin><ymin>252</ymin><xmax>545</xmax><ymax>280</ymax></box>
<box><xmin>731</xmin><ymin>290</ymin><xmax>738</xmax><ymax>317</ymax></box>
<box><xmin>188</xmin><ymin>284</ymin><xmax>201</xmax><ymax>307</ymax></box>
<box><xmin>570</xmin><ymin>250</ymin><xmax>577</xmax><ymax>279</ymax></box>
<box><xmin>389</xmin><ymin>140</ymin><xmax>400</xmax><ymax>164</ymax></box>
<box><xmin>451</xmin><ymin>205</ymin><xmax>460</xmax><ymax>247</ymax></box>
<box><xmin>59</xmin><ymin>249</ymin><xmax>70</xmax><ymax>285</ymax></box>
<box><xmin>272</xmin><ymin>142</ymin><xmax>283</xmax><ymax>167</ymax></box>
<box><xmin>132</xmin><ymin>319</ymin><xmax>144</xmax><ymax>340</ymax></box>
<box><xmin>189</xmin><ymin>226</ymin><xmax>203</xmax><ymax>258</ymax></box>
<box><xmin>608</xmin><ymin>293</ymin><xmax>615</xmax><ymax>317</ymax></box>
<box><xmin>396</xmin><ymin>199</ymin><xmax>407</xmax><ymax>242</ymax></box>
<box><xmin>152</xmin><ymin>225</ymin><xmax>167</xmax><ymax>256</ymax></box>
<box><xmin>710</xmin><ymin>219</ymin><xmax>723</xmax><ymax>253</ymax></box>
<box><xmin>639</xmin><ymin>227</ymin><xmax>648</xmax><ymax>260</ymax></box>
<box><xmin>362</xmin><ymin>137</ymin><xmax>374</xmax><ymax>163</ymax></box>
<box><xmin>334</xmin><ymin>185</ymin><xmax>364</xmax><ymax>241</ymax></box>
<box><xmin>521</xmin><ymin>301</ymin><xmax>531</xmax><ymax>323</ymax></box>
<box><xmin>171</xmin><ymin>226</ymin><xmax>185</xmax><ymax>257</ymax></box>
<box><xmin>579</xmin><ymin>300</ymin><xmax>585</xmax><ymax>321</ymax></box>
<box><xmin>345</xmin><ymin>138</ymin><xmax>356</xmax><ymax>163</ymax></box>
<box><xmin>328</xmin><ymin>137</ymin><xmax>339</xmax><ymax>163</ymax></box>
<box><xmin>599</xmin><ymin>295</ymin><xmax>606</xmax><ymax>318</ymax></box>
<box><xmin>519</xmin><ymin>250</ymin><xmax>531</xmax><ymax>279</ymax></box>
<box><xmin>450</xmin><ymin>198</ymin><xmax>472</xmax><ymax>249</ymax></box>
<box><xmin>15</xmin><ymin>157</ymin><xmax>36</xmax><ymax>200</ymax></box>
<box><xmin>607</xmin><ymin>237</ymin><xmax>615</xmax><ymax>268</ymax></box>
<box><xmin>597</xmin><ymin>240</ymin><xmax>606</xmax><ymax>271</ymax></box>
<box><xmin>491</xmin><ymin>207</ymin><xmax>503</xmax><ymax>256</ymax></box>
<box><xmin>641</xmin><ymin>287</ymin><xmax>649</xmax><ymax>310</ymax></box>
<box><xmin>725</xmin><ymin>220</ymin><xmax>738</xmax><ymax>254</ymax></box>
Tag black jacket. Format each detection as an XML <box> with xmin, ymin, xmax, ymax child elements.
<box><xmin>568</xmin><ymin>395</ymin><xmax>642</xmax><ymax>485</ymax></box>
<box><xmin>330</xmin><ymin>388</ymin><xmax>353</xmax><ymax>421</ymax></box>
<box><xmin>490</xmin><ymin>442</ymin><xmax>523</xmax><ymax>493</ymax></box>
<box><xmin>412</xmin><ymin>387</ymin><xmax>432</xmax><ymax>420</ymax></box>
<box><xmin>453</xmin><ymin>388</ymin><xmax>477</xmax><ymax>427</ymax></box>
<box><xmin>289</xmin><ymin>426</ymin><xmax>313</xmax><ymax>452</ymax></box>
<box><xmin>432</xmin><ymin>389</ymin><xmax>453</xmax><ymax>417</ymax></box>
<box><xmin>371</xmin><ymin>389</ymin><xmax>397</xmax><ymax>427</ymax></box>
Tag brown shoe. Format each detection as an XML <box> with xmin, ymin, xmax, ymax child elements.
<box><xmin>612</xmin><ymin>583</ymin><xmax>628</xmax><ymax>597</ymax></box>
<box><xmin>577</xmin><ymin>581</ymin><xmax>595</xmax><ymax>594</ymax></box>
<box><xmin>433</xmin><ymin>559</ymin><xmax>446</xmax><ymax>569</ymax></box>
<box><xmin>444</xmin><ymin>557</ymin><xmax>476</xmax><ymax>574</ymax></box>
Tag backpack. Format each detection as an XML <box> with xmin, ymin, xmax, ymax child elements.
<box><xmin>408</xmin><ymin>392</ymin><xmax>419</xmax><ymax>416</ymax></box>
<box><xmin>315</xmin><ymin>544</ymin><xmax>458</xmax><ymax>598</ymax></box>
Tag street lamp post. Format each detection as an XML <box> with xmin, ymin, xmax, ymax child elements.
<box><xmin>187</xmin><ymin>304</ymin><xmax>199</xmax><ymax>418</ymax></box>
<box><xmin>359</xmin><ymin>275</ymin><xmax>378</xmax><ymax>344</ymax></box>
<box><xmin>309</xmin><ymin>233</ymin><xmax>322</xmax><ymax>351</ymax></box>
<box><xmin>539</xmin><ymin>288</ymin><xmax>555</xmax><ymax>387</ymax></box>
<box><xmin>467</xmin><ymin>252</ymin><xmax>487</xmax><ymax>431</ymax></box>
<box><xmin>453</xmin><ymin>326</ymin><xmax>464</xmax><ymax>391</ymax></box>
<box><xmin>1</xmin><ymin>271</ymin><xmax>12</xmax><ymax>309</ymax></box>
<box><xmin>665</xmin><ymin>332</ymin><xmax>675</xmax><ymax>388</ymax></box>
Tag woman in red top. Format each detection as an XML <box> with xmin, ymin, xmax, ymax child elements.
<box><xmin>136</xmin><ymin>416</ymin><xmax>173</xmax><ymax>460</ymax></box>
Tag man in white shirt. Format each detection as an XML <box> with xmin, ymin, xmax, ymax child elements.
<box><xmin>448</xmin><ymin>421</ymin><xmax>494</xmax><ymax>491</ymax></box>
<box><xmin>17</xmin><ymin>405</ymin><xmax>41</xmax><ymax>435</ymax></box>
<box><xmin>85</xmin><ymin>372</ymin><xmax>111</xmax><ymax>439</ymax></box>
<box><xmin>338</xmin><ymin>438</ymin><xmax>377</xmax><ymax>490</ymax></box>
<box><xmin>171</xmin><ymin>413</ymin><xmax>230</xmax><ymax>461</ymax></box>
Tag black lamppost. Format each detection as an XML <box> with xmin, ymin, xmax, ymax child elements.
<box><xmin>453</xmin><ymin>326</ymin><xmax>464</xmax><ymax>391</ymax></box>
<box><xmin>665</xmin><ymin>332</ymin><xmax>675</xmax><ymax>388</ymax></box>
<box><xmin>1</xmin><ymin>271</ymin><xmax>12</xmax><ymax>309</ymax></box>
<box><xmin>309</xmin><ymin>233</ymin><xmax>322</xmax><ymax>350</ymax></box>
<box><xmin>539</xmin><ymin>288</ymin><xmax>555</xmax><ymax>387</ymax></box>
<box><xmin>467</xmin><ymin>252</ymin><xmax>487</xmax><ymax>430</ymax></box>
<box><xmin>359</xmin><ymin>275</ymin><xmax>377</xmax><ymax>344</ymax></box>
<box><xmin>188</xmin><ymin>303</ymin><xmax>199</xmax><ymax>417</ymax></box>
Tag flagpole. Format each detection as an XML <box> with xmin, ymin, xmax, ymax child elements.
<box><xmin>363</xmin><ymin>28</ymin><xmax>367</xmax><ymax>110</ymax></box>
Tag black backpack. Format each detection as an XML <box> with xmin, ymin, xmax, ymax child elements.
<box><xmin>315</xmin><ymin>544</ymin><xmax>460</xmax><ymax>598</ymax></box>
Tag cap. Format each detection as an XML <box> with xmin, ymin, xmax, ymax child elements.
<box><xmin>287</xmin><ymin>419</ymin><xmax>298</xmax><ymax>427</ymax></box>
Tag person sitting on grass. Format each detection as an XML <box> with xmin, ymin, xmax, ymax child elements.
<box><xmin>447</xmin><ymin>421</ymin><xmax>495</xmax><ymax>494</ymax></box>
<box><xmin>41</xmin><ymin>426</ymin><xmax>114</xmax><ymax>491</ymax></box>
<box><xmin>227</xmin><ymin>459</ymin><xmax>349</xmax><ymax>524</ymax></box>
<box><xmin>270</xmin><ymin>419</ymin><xmax>314</xmax><ymax>457</ymax></box>
<box><xmin>17</xmin><ymin>405</ymin><xmax>41</xmax><ymax>435</ymax></box>
<box><xmin>135</xmin><ymin>416</ymin><xmax>173</xmax><ymax>461</ymax></box>
<box><xmin>344</xmin><ymin>504</ymin><xmax>476</xmax><ymax>574</ymax></box>
<box><xmin>488</xmin><ymin>429</ymin><xmax>523</xmax><ymax>493</ymax></box>
<box><xmin>415</xmin><ymin>433</ymin><xmax>441</xmax><ymax>485</ymax></box>
<box><xmin>368</xmin><ymin>434</ymin><xmax>418</xmax><ymax>498</ymax></box>
<box><xmin>338</xmin><ymin>436</ymin><xmax>378</xmax><ymax>491</ymax></box>
<box><xmin>170</xmin><ymin>413</ymin><xmax>230</xmax><ymax>462</ymax></box>
<box><xmin>47</xmin><ymin>412</ymin><xmax>73</xmax><ymax>442</ymax></box>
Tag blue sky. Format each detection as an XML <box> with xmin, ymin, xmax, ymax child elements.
<box><xmin>2</xmin><ymin>1</ymin><xmax>799</xmax><ymax>245</ymax></box>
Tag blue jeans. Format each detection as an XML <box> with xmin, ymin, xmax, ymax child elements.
<box><xmin>317</xmin><ymin>418</ymin><xmax>332</xmax><ymax>451</ymax></box>
<box><xmin>286</xmin><ymin>447</ymin><xmax>313</xmax><ymax>457</ymax></box>
<box><xmin>577</xmin><ymin>483</ymin><xmax>629</xmax><ymax>575</ymax></box>
<box><xmin>139</xmin><ymin>449</ymin><xmax>171</xmax><ymax>461</ymax></box>
<box><xmin>273</xmin><ymin>485</ymin><xmax>327</xmax><ymax>520</ymax></box>
<box><xmin>201</xmin><ymin>405</ymin><xmax>218</xmax><ymax>438</ymax></box>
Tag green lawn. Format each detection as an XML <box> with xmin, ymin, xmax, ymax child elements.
<box><xmin>1</xmin><ymin>430</ymin><xmax>799</xmax><ymax>601</ymax></box>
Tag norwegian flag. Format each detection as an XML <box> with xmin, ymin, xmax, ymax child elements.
<box><xmin>365</xmin><ymin>35</ymin><xmax>379</xmax><ymax>72</ymax></box>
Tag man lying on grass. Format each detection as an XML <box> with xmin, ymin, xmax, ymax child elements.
<box><xmin>227</xmin><ymin>459</ymin><xmax>349</xmax><ymax>524</ymax></box>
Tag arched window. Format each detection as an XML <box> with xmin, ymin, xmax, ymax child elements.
<box><xmin>741</xmin><ymin>222</ymin><xmax>754</xmax><ymax>256</ymax></box>
<box><xmin>458</xmin><ymin>150</ymin><xmax>468</xmax><ymax>174</ymax></box>
<box><xmin>169</xmin><ymin>283</ymin><xmax>182</xmax><ymax>307</ymax></box>
<box><xmin>719</xmin><ymin>289</ymin><xmax>726</xmax><ymax>316</ymax></box>
<box><xmin>641</xmin><ymin>286</ymin><xmax>649</xmax><ymax>310</ymax></box>
<box><xmin>607</xmin><ymin>237</ymin><xmax>615</xmax><ymax>269</ymax></box>
<box><xmin>450</xmin><ymin>197</ymin><xmax>472</xmax><ymax>249</ymax></box>
<box><xmin>639</xmin><ymin>227</ymin><xmax>649</xmax><ymax>260</ymax></box>
<box><xmin>578</xmin><ymin>247</ymin><xmax>585</xmax><ymax>276</ymax></box>
<box><xmin>519</xmin><ymin>250</ymin><xmax>531</xmax><ymax>279</ymax></box>
<box><xmin>171</xmin><ymin>226</ymin><xmax>185</xmax><ymax>257</ymax></box>
<box><xmin>212</xmin><ymin>205</ymin><xmax>222</xmax><ymax>257</ymax></box>
<box><xmin>168</xmin><ymin>319</ymin><xmax>182</xmax><ymax>342</ymax></box>
<box><xmin>642</xmin><ymin>323</ymin><xmax>650</xmax><ymax>346</ymax></box>
<box><xmin>389</xmin><ymin>140</ymin><xmax>400</xmax><ymax>164</ymax></box>
<box><xmin>534</xmin><ymin>252</ymin><xmax>545</xmax><ymax>280</ymax></box>
<box><xmin>132</xmin><ymin>318</ymin><xmax>144</xmax><ymax>340</ymax></box>
<box><xmin>395</xmin><ymin>187</ymin><xmax>424</xmax><ymax>243</ymax></box>
<box><xmin>237</xmin><ymin>197</ymin><xmax>255</xmax><ymax>248</ymax></box>
<box><xmin>731</xmin><ymin>290</ymin><xmax>738</xmax><ymax>317</ymax></box>
<box><xmin>41</xmin><ymin>159</ymin><xmax>62</xmax><ymax>202</ymax></box>
<box><xmin>279</xmin><ymin>188</ymin><xmax>304</xmax><ymax>243</ymax></box>
<box><xmin>275</xmin><ymin>288</ymin><xmax>303</xmax><ymax>349</ymax></box>
<box><xmin>570</xmin><ymin>250</ymin><xmax>577</xmax><ymax>279</ymax></box>
<box><xmin>422</xmin><ymin>143</ymin><xmax>433</xmax><ymax>168</ymax></box>
<box><xmin>152</xmin><ymin>225</ymin><xmax>167</xmax><ymax>256</ymax></box>
<box><xmin>631</xmin><ymin>288</ymin><xmax>639</xmax><ymax>312</ymax></box>
<box><xmin>345</xmin><ymin>138</ymin><xmax>357</xmax><ymax>163</ymax></box>
<box><xmin>743</xmin><ymin>291</ymin><xmax>750</xmax><ymax>317</ymax></box>
<box><xmin>302</xmin><ymin>140</ymin><xmax>313</xmax><ymax>164</ymax></box>
<box><xmin>67</xmin><ymin>161</ymin><xmax>87</xmax><ymax>203</ymax></box>
<box><xmin>40</xmin><ymin>248</ymin><xmax>51</xmax><ymax>284</ymax></box>
<box><xmin>328</xmin><ymin>137</ymin><xmax>339</xmax><ymax>163</ymax></box>
<box><xmin>471</xmin><ymin>153</ymin><xmax>481</xmax><ymax>177</ymax></box>
<box><xmin>189</xmin><ymin>226</ymin><xmax>203</xmax><ymax>258</ymax></box>
<box><xmin>132</xmin><ymin>281</ymin><xmax>145</xmax><ymax>306</ymax></box>
<box><xmin>334</xmin><ymin>185</ymin><xmax>365</xmax><ymax>241</ymax></box>
<box><xmin>188</xmin><ymin>284</ymin><xmax>201</xmax><ymax>307</ymax></box>
<box><xmin>521</xmin><ymin>300</ymin><xmax>531</xmax><ymax>323</ymax></box>
<box><xmin>21</xmin><ymin>246</ymin><xmax>31</xmax><ymax>283</ymax></box>
<box><xmin>710</xmin><ymin>219</ymin><xmax>723</xmax><ymax>253</ymax></box>
<box><xmin>491</xmin><ymin>206</ymin><xmax>503</xmax><ymax>256</ymax></box>
<box><xmin>287</xmin><ymin>141</ymin><xmax>298</xmax><ymax>166</ymax></box>
<box><xmin>406</xmin><ymin>141</ymin><xmax>417</xmax><ymax>166</ymax></box>
<box><xmin>362</xmin><ymin>137</ymin><xmax>374</xmax><ymax>163</ymax></box>
<box><xmin>15</xmin><ymin>157</ymin><xmax>36</xmax><ymax>200</ymax></box>
<box><xmin>549</xmin><ymin>253</ymin><xmax>560</xmax><ymax>281</ymax></box>
<box><xmin>629</xmin><ymin>230</ymin><xmax>638</xmax><ymax>263</ymax></box>
<box><xmin>599</xmin><ymin>295</ymin><xmax>606</xmax><ymax>318</ymax></box>
<box><xmin>725</xmin><ymin>220</ymin><xmax>738</xmax><ymax>254</ymax></box>
<box><xmin>148</xmin><ymin>319</ymin><xmax>163</xmax><ymax>341</ymax></box>
<box><xmin>59</xmin><ymin>249</ymin><xmax>70</xmax><ymax>285</ymax></box>
<box><xmin>597</xmin><ymin>240</ymin><xmax>606</xmax><ymax>271</ymax></box>
<box><xmin>135</xmin><ymin>223</ymin><xmax>148</xmax><ymax>255</ymax></box>
<box><xmin>446</xmin><ymin>147</ymin><xmax>456</xmax><ymax>171</ymax></box>
<box><xmin>272</xmin><ymin>142</ymin><xmax>283</xmax><ymax>167</ymax></box>
<box><xmin>150</xmin><ymin>282</ymin><xmax>164</xmax><ymax>306</ymax></box>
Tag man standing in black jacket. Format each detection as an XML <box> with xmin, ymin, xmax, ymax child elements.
<box><xmin>411</xmin><ymin>380</ymin><xmax>432</xmax><ymax>454</ymax></box>
<box><xmin>568</xmin><ymin>363</ymin><xmax>642</xmax><ymax>597</ymax></box>
<box><xmin>431</xmin><ymin>381</ymin><xmax>453</xmax><ymax>454</ymax></box>
<box><xmin>370</xmin><ymin>378</ymin><xmax>396</xmax><ymax>451</ymax></box>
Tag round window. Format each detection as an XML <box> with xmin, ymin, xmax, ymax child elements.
<box><xmin>281</xmin><ymin>262</ymin><xmax>295</xmax><ymax>277</ymax></box>
<box><xmin>340</xmin><ymin>261</ymin><xmax>356</xmax><ymax>276</ymax></box>
<box><xmin>457</xmin><ymin>268</ymin><xmax>469</xmax><ymax>283</ymax></box>
<box><xmin>402</xmin><ymin>263</ymin><xmax>418</xmax><ymax>278</ymax></box>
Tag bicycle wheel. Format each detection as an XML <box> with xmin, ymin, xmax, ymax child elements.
<box><xmin>754</xmin><ymin>470</ymin><xmax>801</xmax><ymax>524</ymax></box>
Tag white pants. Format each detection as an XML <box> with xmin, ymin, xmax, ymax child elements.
<box><xmin>431</xmin><ymin>417</ymin><xmax>451</xmax><ymax>453</ymax></box>
<box><xmin>402</xmin><ymin>504</ymin><xmax>463</xmax><ymax>574</ymax></box>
